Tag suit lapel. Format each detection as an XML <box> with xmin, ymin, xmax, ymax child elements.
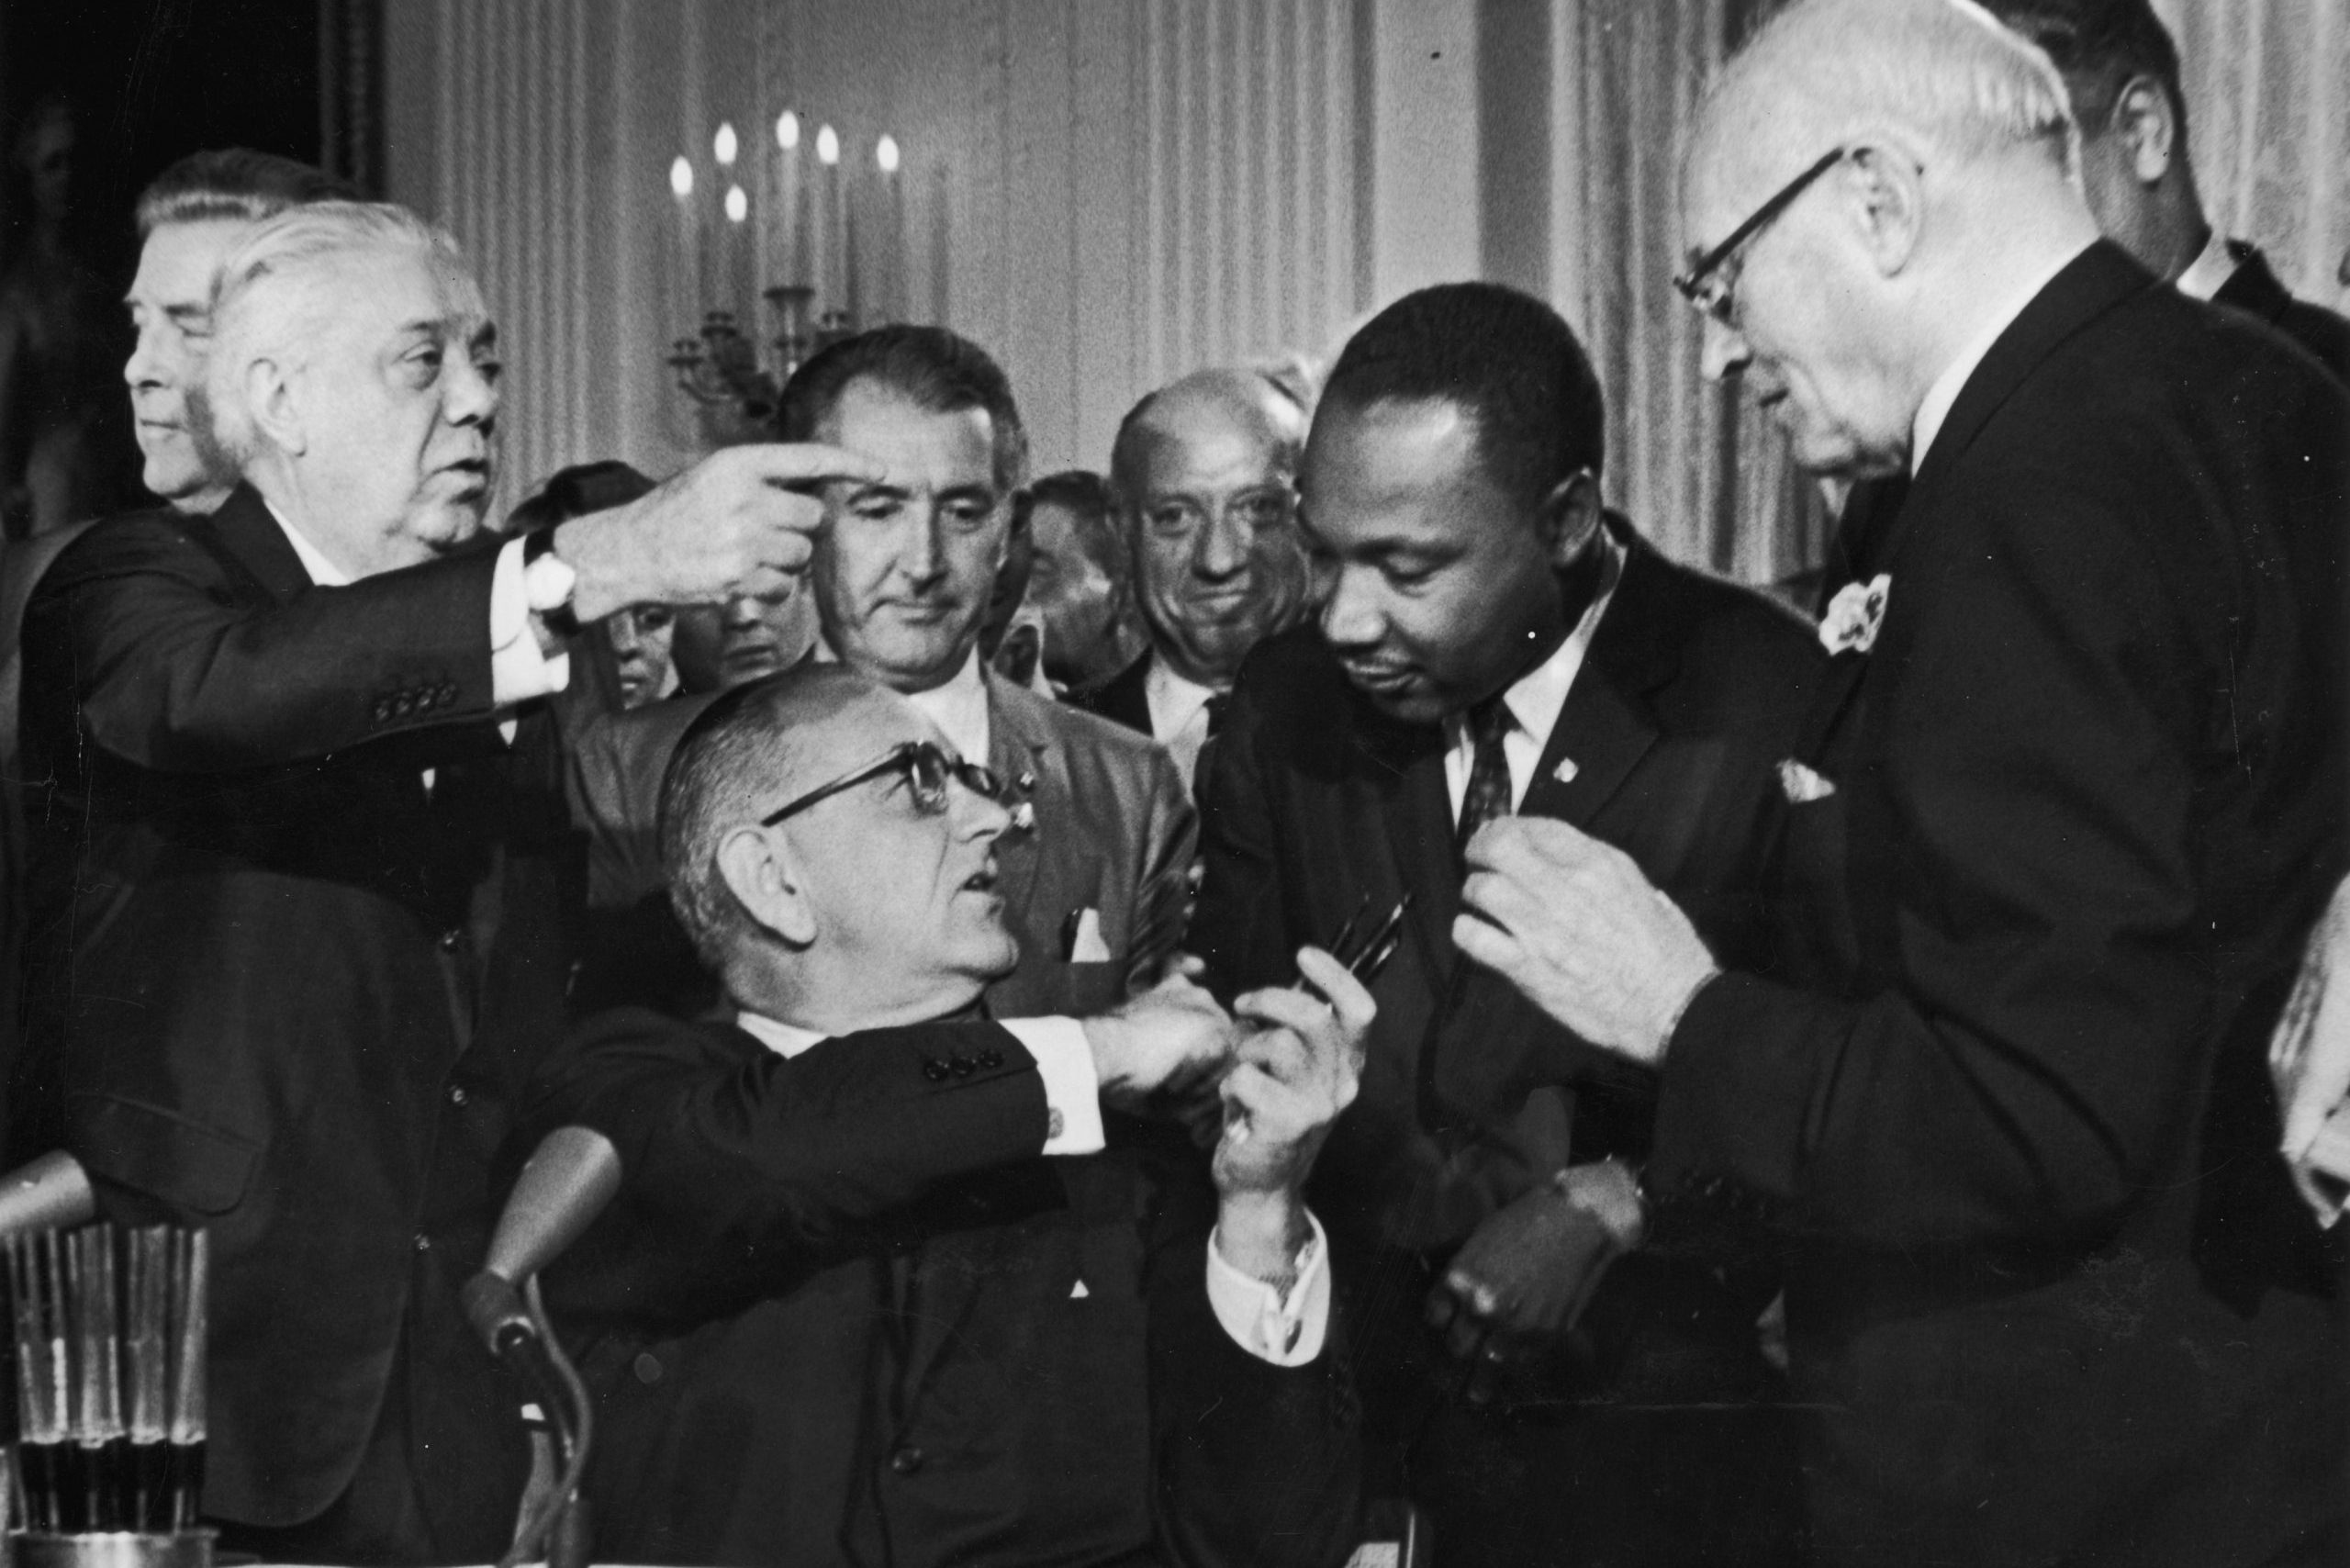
<box><xmin>985</xmin><ymin>673</ymin><xmax>1052</xmax><ymax>938</ymax></box>
<box><xmin>1516</xmin><ymin>540</ymin><xmax>1670</xmax><ymax>829</ymax></box>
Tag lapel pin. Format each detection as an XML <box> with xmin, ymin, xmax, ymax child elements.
<box><xmin>1552</xmin><ymin>756</ymin><xmax>1580</xmax><ymax>785</ymax></box>
<box><xmin>1016</xmin><ymin>768</ymin><xmax>1035</xmax><ymax>793</ymax></box>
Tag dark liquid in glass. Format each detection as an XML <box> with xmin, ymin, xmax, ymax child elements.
<box><xmin>17</xmin><ymin>1438</ymin><xmax>58</xmax><ymax>1532</ymax></box>
<box><xmin>168</xmin><ymin>1439</ymin><xmax>205</xmax><ymax>1531</ymax></box>
<box><xmin>129</xmin><ymin>1439</ymin><xmax>171</xmax><ymax>1531</ymax></box>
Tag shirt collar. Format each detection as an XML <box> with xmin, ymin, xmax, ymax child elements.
<box><xmin>1450</xmin><ymin>530</ymin><xmax>1625</xmax><ymax>751</ymax></box>
<box><xmin>262</xmin><ymin>497</ymin><xmax>353</xmax><ymax>588</ymax></box>
<box><xmin>1144</xmin><ymin>655</ymin><xmax>1219</xmax><ymax>737</ymax></box>
<box><xmin>1910</xmin><ymin>238</ymin><xmax>2095</xmax><ymax>474</ymax></box>
<box><xmin>736</xmin><ymin>1011</ymin><xmax>827</xmax><ymax>1059</ymax></box>
<box><xmin>901</xmin><ymin>646</ymin><xmax>991</xmax><ymax>763</ymax></box>
<box><xmin>2172</xmin><ymin>228</ymin><xmax>2239</xmax><ymax>302</ymax></box>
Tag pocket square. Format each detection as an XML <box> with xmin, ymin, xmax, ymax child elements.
<box><xmin>1777</xmin><ymin>758</ymin><xmax>1837</xmax><ymax>803</ymax></box>
<box><xmin>1065</xmin><ymin>907</ymin><xmax>1112</xmax><ymax>963</ymax></box>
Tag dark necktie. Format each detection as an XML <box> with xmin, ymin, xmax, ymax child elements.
<box><xmin>1192</xmin><ymin>692</ymin><xmax>1230</xmax><ymax>800</ymax></box>
<box><xmin>1455</xmin><ymin>693</ymin><xmax>1514</xmax><ymax>855</ymax></box>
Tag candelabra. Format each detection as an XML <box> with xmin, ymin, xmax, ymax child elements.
<box><xmin>667</xmin><ymin>286</ymin><xmax>860</xmax><ymax>438</ymax></box>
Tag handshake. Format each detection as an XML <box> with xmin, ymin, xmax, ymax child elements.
<box><xmin>1080</xmin><ymin>951</ymin><xmax>1375</xmax><ymax>1208</ymax></box>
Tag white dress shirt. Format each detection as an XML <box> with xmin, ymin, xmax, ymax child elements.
<box><xmin>1442</xmin><ymin>531</ymin><xmax>1626</xmax><ymax>822</ymax></box>
<box><xmin>265</xmin><ymin>503</ymin><xmax>572</xmax><ymax>744</ymax></box>
<box><xmin>2172</xmin><ymin>228</ymin><xmax>2240</xmax><ymax>303</ymax></box>
<box><xmin>1144</xmin><ymin>656</ymin><xmax>1221</xmax><ymax>793</ymax></box>
<box><xmin>735</xmin><ymin>1007</ymin><xmax>1330</xmax><ymax>1365</ymax></box>
<box><xmin>902</xmin><ymin>646</ymin><xmax>993</xmax><ymax>763</ymax></box>
<box><xmin>1910</xmin><ymin>239</ymin><xmax>2096</xmax><ymax>474</ymax></box>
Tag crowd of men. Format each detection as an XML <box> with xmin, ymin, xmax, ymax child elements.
<box><xmin>0</xmin><ymin>1</ymin><xmax>2342</xmax><ymax>1565</ymax></box>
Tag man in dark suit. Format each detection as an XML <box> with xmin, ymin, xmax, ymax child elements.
<box><xmin>1074</xmin><ymin>369</ymin><xmax>1313</xmax><ymax>793</ymax></box>
<box><xmin>509</xmin><ymin>664</ymin><xmax>1371</xmax><ymax>1567</ymax></box>
<box><xmin>1191</xmin><ymin>282</ymin><xmax>1820</xmax><ymax>1566</ymax></box>
<box><xmin>7</xmin><ymin>199</ymin><xmax>880</xmax><ymax>1562</ymax></box>
<box><xmin>577</xmin><ymin>326</ymin><xmax>1195</xmax><ymax>1023</ymax></box>
<box><xmin>1454</xmin><ymin>4</ymin><xmax>2348</xmax><ymax>1564</ymax></box>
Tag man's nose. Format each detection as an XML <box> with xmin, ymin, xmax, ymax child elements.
<box><xmin>1318</xmin><ymin>565</ymin><xmax>1384</xmax><ymax>650</ymax></box>
<box><xmin>1192</xmin><ymin>505</ymin><xmax>1249</xmax><ymax>580</ymax></box>
<box><xmin>123</xmin><ymin>322</ymin><xmax>166</xmax><ymax>390</ymax></box>
<box><xmin>444</xmin><ymin>353</ymin><xmax>499</xmax><ymax>425</ymax></box>
<box><xmin>721</xmin><ymin>594</ymin><xmax>764</xmax><ymax>631</ymax></box>
<box><xmin>896</xmin><ymin>508</ymin><xmax>948</xmax><ymax>584</ymax></box>
<box><xmin>1700</xmin><ymin>316</ymin><xmax>1751</xmax><ymax>384</ymax></box>
<box><xmin>951</xmin><ymin>773</ymin><xmax>1013</xmax><ymax>843</ymax></box>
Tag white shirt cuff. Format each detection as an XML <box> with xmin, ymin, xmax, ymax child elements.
<box><xmin>1205</xmin><ymin>1207</ymin><xmax>1331</xmax><ymax>1366</ymax></box>
<box><xmin>1000</xmin><ymin>1018</ymin><xmax>1104</xmax><ymax>1156</ymax></box>
<box><xmin>488</xmin><ymin>537</ymin><xmax>572</xmax><ymax>706</ymax></box>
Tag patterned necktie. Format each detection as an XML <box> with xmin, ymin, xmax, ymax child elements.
<box><xmin>1456</xmin><ymin>693</ymin><xmax>1514</xmax><ymax>855</ymax></box>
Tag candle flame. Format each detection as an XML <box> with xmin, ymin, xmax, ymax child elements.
<box><xmin>669</xmin><ymin>156</ymin><xmax>694</xmax><ymax>199</ymax></box>
<box><xmin>776</xmin><ymin>110</ymin><xmax>801</xmax><ymax>151</ymax></box>
<box><xmin>725</xmin><ymin>185</ymin><xmax>749</xmax><ymax>224</ymax></box>
<box><xmin>876</xmin><ymin>134</ymin><xmax>901</xmax><ymax>174</ymax></box>
<box><xmin>714</xmin><ymin>121</ymin><xmax>739</xmax><ymax>166</ymax></box>
<box><xmin>816</xmin><ymin>124</ymin><xmax>841</xmax><ymax>165</ymax></box>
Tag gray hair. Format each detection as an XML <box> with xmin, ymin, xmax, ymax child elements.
<box><xmin>1707</xmin><ymin>0</ymin><xmax>2078</xmax><ymax>179</ymax></box>
<box><xmin>205</xmin><ymin>200</ymin><xmax>476</xmax><ymax>467</ymax></box>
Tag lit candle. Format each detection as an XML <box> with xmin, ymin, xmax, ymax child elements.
<box><xmin>669</xmin><ymin>154</ymin><xmax>701</xmax><ymax>330</ymax></box>
<box><xmin>816</xmin><ymin>123</ymin><xmax>843</xmax><ymax>315</ymax></box>
<box><xmin>775</xmin><ymin>110</ymin><xmax>803</xmax><ymax>288</ymax></box>
<box><xmin>725</xmin><ymin>183</ymin><xmax>751</xmax><ymax>320</ymax></box>
<box><xmin>876</xmin><ymin>134</ymin><xmax>905</xmax><ymax>324</ymax></box>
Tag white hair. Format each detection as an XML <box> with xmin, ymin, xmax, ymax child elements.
<box><xmin>1706</xmin><ymin>0</ymin><xmax>2078</xmax><ymax>179</ymax></box>
<box><xmin>204</xmin><ymin>200</ymin><xmax>476</xmax><ymax>468</ymax></box>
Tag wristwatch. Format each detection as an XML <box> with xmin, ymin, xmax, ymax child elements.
<box><xmin>522</xmin><ymin>528</ymin><xmax>581</xmax><ymax>640</ymax></box>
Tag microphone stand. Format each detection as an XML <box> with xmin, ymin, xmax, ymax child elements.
<box><xmin>495</xmin><ymin>1276</ymin><xmax>593</xmax><ymax>1568</ymax></box>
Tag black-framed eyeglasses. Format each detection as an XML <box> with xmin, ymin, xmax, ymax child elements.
<box><xmin>758</xmin><ymin>740</ymin><xmax>1008</xmax><ymax>826</ymax></box>
<box><xmin>1673</xmin><ymin>146</ymin><xmax>1851</xmax><ymax>325</ymax></box>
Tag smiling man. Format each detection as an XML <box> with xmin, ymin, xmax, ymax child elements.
<box><xmin>1078</xmin><ymin>370</ymin><xmax>1313</xmax><ymax>791</ymax></box>
<box><xmin>1189</xmin><ymin>282</ymin><xmax>1821</xmax><ymax>1568</ymax></box>
<box><xmin>9</xmin><ymin>200</ymin><xmax>884</xmax><ymax>1563</ymax></box>
<box><xmin>1444</xmin><ymin>4</ymin><xmax>2349</xmax><ymax>1564</ymax></box>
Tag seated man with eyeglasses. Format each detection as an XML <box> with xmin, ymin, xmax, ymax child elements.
<box><xmin>498</xmin><ymin>663</ymin><xmax>1371</xmax><ymax>1568</ymax></box>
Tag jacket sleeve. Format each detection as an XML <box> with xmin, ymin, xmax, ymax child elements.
<box><xmin>1143</xmin><ymin>1130</ymin><xmax>1364</xmax><ymax>1568</ymax></box>
<box><xmin>29</xmin><ymin>513</ymin><xmax>502</xmax><ymax>773</ymax></box>
<box><xmin>1190</xmin><ymin>665</ymin><xmax>1302</xmax><ymax>1003</ymax></box>
<box><xmin>520</xmin><ymin>1010</ymin><xmax>1057</xmax><ymax>1325</ymax></box>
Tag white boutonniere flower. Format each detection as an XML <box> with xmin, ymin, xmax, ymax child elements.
<box><xmin>1819</xmin><ymin>574</ymin><xmax>1891</xmax><ymax>656</ymax></box>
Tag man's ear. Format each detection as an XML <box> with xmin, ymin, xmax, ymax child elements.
<box><xmin>1843</xmin><ymin>142</ymin><xmax>1927</xmax><ymax>276</ymax></box>
<box><xmin>2106</xmin><ymin>75</ymin><xmax>2177</xmax><ymax>186</ymax></box>
<box><xmin>1533</xmin><ymin>468</ymin><xmax>1604</xmax><ymax>572</ymax></box>
<box><xmin>715</xmin><ymin>825</ymin><xmax>817</xmax><ymax>947</ymax></box>
<box><xmin>243</xmin><ymin>358</ymin><xmax>305</xmax><ymax>458</ymax></box>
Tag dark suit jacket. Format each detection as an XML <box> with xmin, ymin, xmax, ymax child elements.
<box><xmin>10</xmin><ymin>486</ymin><xmax>576</xmax><ymax>1537</ymax></box>
<box><xmin>524</xmin><ymin>1010</ymin><xmax>1363</xmax><ymax>1568</ymax></box>
<box><xmin>1069</xmin><ymin>647</ymin><xmax>1157</xmax><ymax>736</ymax></box>
<box><xmin>573</xmin><ymin>669</ymin><xmax>1196</xmax><ymax>1020</ymax></box>
<box><xmin>1194</xmin><ymin>529</ymin><xmax>1824</xmax><ymax>1251</ymax></box>
<box><xmin>1655</xmin><ymin>242</ymin><xmax>2349</xmax><ymax>1567</ymax></box>
<box><xmin>2214</xmin><ymin>239</ymin><xmax>2350</xmax><ymax>384</ymax></box>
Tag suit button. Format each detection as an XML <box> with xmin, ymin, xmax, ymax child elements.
<box><xmin>921</xmin><ymin>1058</ymin><xmax>951</xmax><ymax>1083</ymax></box>
<box><xmin>413</xmin><ymin>1233</ymin><xmax>431</xmax><ymax>1252</ymax></box>
<box><xmin>890</xmin><ymin>1445</ymin><xmax>924</xmax><ymax>1475</ymax></box>
<box><xmin>948</xmin><ymin>1054</ymin><xmax>974</xmax><ymax>1077</ymax></box>
<box><xmin>439</xmin><ymin>682</ymin><xmax>460</xmax><ymax>704</ymax></box>
<box><xmin>633</xmin><ymin>1352</ymin><xmax>662</xmax><ymax>1384</ymax></box>
<box><xmin>448</xmin><ymin>1084</ymin><xmax>468</xmax><ymax>1106</ymax></box>
<box><xmin>438</xmin><ymin>927</ymin><xmax>464</xmax><ymax>952</ymax></box>
<box><xmin>373</xmin><ymin>700</ymin><xmax>392</xmax><ymax>723</ymax></box>
<box><xmin>975</xmin><ymin>1049</ymin><xmax>1003</xmax><ymax>1070</ymax></box>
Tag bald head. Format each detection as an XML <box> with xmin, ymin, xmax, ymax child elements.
<box><xmin>1692</xmin><ymin>0</ymin><xmax>2076</xmax><ymax>211</ymax></box>
<box><xmin>1111</xmin><ymin>368</ymin><xmax>1313</xmax><ymax>689</ymax></box>
<box><xmin>1111</xmin><ymin>369</ymin><xmax>1307</xmax><ymax>500</ymax></box>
